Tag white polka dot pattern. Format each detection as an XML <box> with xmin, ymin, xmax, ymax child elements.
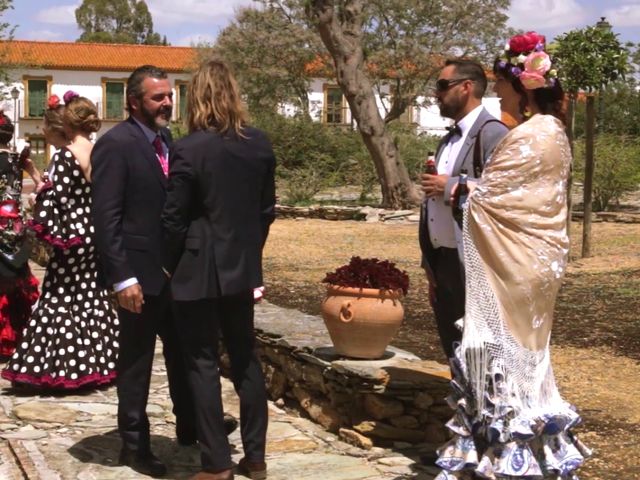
<box><xmin>6</xmin><ymin>147</ymin><xmax>119</xmax><ymax>390</ymax></box>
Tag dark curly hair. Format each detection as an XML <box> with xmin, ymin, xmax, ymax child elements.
<box><xmin>493</xmin><ymin>58</ymin><xmax>566</xmax><ymax>125</ymax></box>
<box><xmin>0</xmin><ymin>114</ymin><xmax>15</xmax><ymax>145</ymax></box>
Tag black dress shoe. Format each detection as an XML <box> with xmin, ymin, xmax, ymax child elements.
<box><xmin>119</xmin><ymin>447</ymin><xmax>167</xmax><ymax>477</ymax></box>
<box><xmin>223</xmin><ymin>414</ymin><xmax>239</xmax><ymax>435</ymax></box>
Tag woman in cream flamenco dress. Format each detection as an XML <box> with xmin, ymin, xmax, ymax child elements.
<box><xmin>435</xmin><ymin>32</ymin><xmax>590</xmax><ymax>479</ymax></box>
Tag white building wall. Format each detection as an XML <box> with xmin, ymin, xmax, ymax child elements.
<box><xmin>291</xmin><ymin>78</ymin><xmax>503</xmax><ymax>135</ymax></box>
<box><xmin>1</xmin><ymin>68</ymin><xmax>192</xmax><ymax>153</ymax></box>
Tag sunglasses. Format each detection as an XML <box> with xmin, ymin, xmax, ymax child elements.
<box><xmin>435</xmin><ymin>78</ymin><xmax>472</xmax><ymax>92</ymax></box>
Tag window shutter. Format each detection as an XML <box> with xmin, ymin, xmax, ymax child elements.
<box><xmin>106</xmin><ymin>82</ymin><xmax>125</xmax><ymax>119</ymax></box>
<box><xmin>28</xmin><ymin>80</ymin><xmax>48</xmax><ymax>117</ymax></box>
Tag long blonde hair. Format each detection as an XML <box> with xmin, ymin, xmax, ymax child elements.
<box><xmin>187</xmin><ymin>59</ymin><xmax>248</xmax><ymax>136</ymax></box>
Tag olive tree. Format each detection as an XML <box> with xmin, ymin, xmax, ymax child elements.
<box><xmin>0</xmin><ymin>0</ymin><xmax>15</xmax><ymax>86</ymax></box>
<box><xmin>554</xmin><ymin>21</ymin><xmax>629</xmax><ymax>257</ymax></box>
<box><xmin>217</xmin><ymin>0</ymin><xmax>510</xmax><ymax>208</ymax></box>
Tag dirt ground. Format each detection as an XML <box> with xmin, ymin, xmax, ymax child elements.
<box><xmin>263</xmin><ymin>219</ymin><xmax>640</xmax><ymax>480</ymax></box>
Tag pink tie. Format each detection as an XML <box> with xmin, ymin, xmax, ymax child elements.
<box><xmin>153</xmin><ymin>135</ymin><xmax>169</xmax><ymax>177</ymax></box>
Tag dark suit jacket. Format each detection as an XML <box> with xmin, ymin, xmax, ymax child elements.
<box><xmin>418</xmin><ymin>107</ymin><xmax>508</xmax><ymax>270</ymax></box>
<box><xmin>161</xmin><ymin>126</ymin><xmax>276</xmax><ymax>301</ymax></box>
<box><xmin>91</xmin><ymin>117</ymin><xmax>172</xmax><ymax>296</ymax></box>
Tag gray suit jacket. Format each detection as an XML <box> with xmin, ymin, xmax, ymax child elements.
<box><xmin>418</xmin><ymin>107</ymin><xmax>508</xmax><ymax>270</ymax></box>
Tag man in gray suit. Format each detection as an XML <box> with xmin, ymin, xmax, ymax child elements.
<box><xmin>419</xmin><ymin>59</ymin><xmax>508</xmax><ymax>360</ymax></box>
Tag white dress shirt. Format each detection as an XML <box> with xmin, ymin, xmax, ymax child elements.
<box><xmin>428</xmin><ymin>105</ymin><xmax>483</xmax><ymax>249</ymax></box>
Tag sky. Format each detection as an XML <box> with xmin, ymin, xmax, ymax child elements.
<box><xmin>3</xmin><ymin>0</ymin><xmax>640</xmax><ymax>47</ymax></box>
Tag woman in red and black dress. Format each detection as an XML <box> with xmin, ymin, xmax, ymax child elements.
<box><xmin>0</xmin><ymin>113</ymin><xmax>41</xmax><ymax>361</ymax></box>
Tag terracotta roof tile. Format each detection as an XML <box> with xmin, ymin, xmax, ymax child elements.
<box><xmin>1</xmin><ymin>40</ymin><xmax>198</xmax><ymax>73</ymax></box>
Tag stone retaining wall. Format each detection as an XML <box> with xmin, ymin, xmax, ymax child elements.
<box><xmin>276</xmin><ymin>204</ymin><xmax>640</xmax><ymax>223</ymax></box>
<box><xmin>276</xmin><ymin>205</ymin><xmax>419</xmax><ymax>223</ymax></box>
<box><xmin>222</xmin><ymin>302</ymin><xmax>453</xmax><ymax>452</ymax></box>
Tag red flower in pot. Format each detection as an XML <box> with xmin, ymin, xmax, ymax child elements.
<box><xmin>321</xmin><ymin>257</ymin><xmax>409</xmax><ymax>359</ymax></box>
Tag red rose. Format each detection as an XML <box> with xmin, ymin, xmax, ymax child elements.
<box><xmin>47</xmin><ymin>94</ymin><xmax>61</xmax><ymax>110</ymax></box>
<box><xmin>508</xmin><ymin>31</ymin><xmax>546</xmax><ymax>55</ymax></box>
<box><xmin>0</xmin><ymin>199</ymin><xmax>19</xmax><ymax>219</ymax></box>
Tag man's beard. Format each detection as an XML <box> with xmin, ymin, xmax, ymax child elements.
<box><xmin>438</xmin><ymin>97</ymin><xmax>464</xmax><ymax>120</ymax></box>
<box><xmin>140</xmin><ymin>104</ymin><xmax>172</xmax><ymax>130</ymax></box>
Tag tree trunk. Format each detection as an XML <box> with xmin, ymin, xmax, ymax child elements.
<box><xmin>309</xmin><ymin>0</ymin><xmax>421</xmax><ymax>208</ymax></box>
<box><xmin>565</xmin><ymin>94</ymin><xmax>576</xmax><ymax>253</ymax></box>
<box><xmin>582</xmin><ymin>95</ymin><xmax>596</xmax><ymax>258</ymax></box>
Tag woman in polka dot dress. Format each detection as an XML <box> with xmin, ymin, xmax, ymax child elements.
<box><xmin>1</xmin><ymin>92</ymin><xmax>118</xmax><ymax>390</ymax></box>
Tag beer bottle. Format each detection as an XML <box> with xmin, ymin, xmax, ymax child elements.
<box><xmin>452</xmin><ymin>168</ymin><xmax>469</xmax><ymax>228</ymax></box>
<box><xmin>425</xmin><ymin>151</ymin><xmax>437</xmax><ymax>175</ymax></box>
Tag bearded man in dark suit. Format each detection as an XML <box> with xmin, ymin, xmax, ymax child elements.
<box><xmin>91</xmin><ymin>65</ymin><xmax>236</xmax><ymax>477</ymax></box>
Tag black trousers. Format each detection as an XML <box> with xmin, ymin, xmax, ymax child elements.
<box><xmin>116</xmin><ymin>285</ymin><xmax>195</xmax><ymax>453</ymax></box>
<box><xmin>428</xmin><ymin>246</ymin><xmax>465</xmax><ymax>359</ymax></box>
<box><xmin>173</xmin><ymin>291</ymin><xmax>268</xmax><ymax>473</ymax></box>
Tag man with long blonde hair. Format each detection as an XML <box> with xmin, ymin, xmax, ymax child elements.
<box><xmin>162</xmin><ymin>59</ymin><xmax>276</xmax><ymax>480</ymax></box>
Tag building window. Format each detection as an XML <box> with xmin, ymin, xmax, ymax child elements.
<box><xmin>176</xmin><ymin>82</ymin><xmax>188</xmax><ymax>121</ymax></box>
<box><xmin>25</xmin><ymin>78</ymin><xmax>50</xmax><ymax>118</ymax></box>
<box><xmin>102</xmin><ymin>79</ymin><xmax>126</xmax><ymax>120</ymax></box>
<box><xmin>324</xmin><ymin>85</ymin><xmax>345</xmax><ymax>124</ymax></box>
<box><xmin>25</xmin><ymin>135</ymin><xmax>47</xmax><ymax>172</ymax></box>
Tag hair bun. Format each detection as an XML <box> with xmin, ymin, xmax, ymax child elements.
<box><xmin>83</xmin><ymin>114</ymin><xmax>101</xmax><ymax>133</ymax></box>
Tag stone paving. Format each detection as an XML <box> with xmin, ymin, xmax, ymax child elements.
<box><xmin>0</xmin><ymin>266</ymin><xmax>439</xmax><ymax>480</ymax></box>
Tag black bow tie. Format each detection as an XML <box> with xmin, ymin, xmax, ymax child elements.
<box><xmin>446</xmin><ymin>124</ymin><xmax>462</xmax><ymax>136</ymax></box>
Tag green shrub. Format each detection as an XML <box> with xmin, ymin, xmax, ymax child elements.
<box><xmin>169</xmin><ymin>122</ymin><xmax>189</xmax><ymax>141</ymax></box>
<box><xmin>387</xmin><ymin>121</ymin><xmax>440</xmax><ymax>181</ymax></box>
<box><xmin>223</xmin><ymin>113</ymin><xmax>444</xmax><ymax>205</ymax></box>
<box><xmin>278</xmin><ymin>165</ymin><xmax>327</xmax><ymax>204</ymax></box>
<box><xmin>574</xmin><ymin>134</ymin><xmax>640</xmax><ymax>211</ymax></box>
<box><xmin>253</xmin><ymin>113</ymin><xmax>375</xmax><ymax>203</ymax></box>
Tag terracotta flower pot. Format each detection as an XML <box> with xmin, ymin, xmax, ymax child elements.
<box><xmin>321</xmin><ymin>284</ymin><xmax>404</xmax><ymax>359</ymax></box>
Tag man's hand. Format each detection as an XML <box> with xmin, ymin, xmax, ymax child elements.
<box><xmin>421</xmin><ymin>173</ymin><xmax>449</xmax><ymax>198</ymax></box>
<box><xmin>117</xmin><ymin>283</ymin><xmax>144</xmax><ymax>313</ymax></box>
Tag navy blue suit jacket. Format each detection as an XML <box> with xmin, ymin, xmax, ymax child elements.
<box><xmin>91</xmin><ymin>117</ymin><xmax>172</xmax><ymax>295</ymax></box>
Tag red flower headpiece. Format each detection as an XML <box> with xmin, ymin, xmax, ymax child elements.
<box><xmin>507</xmin><ymin>31</ymin><xmax>546</xmax><ymax>55</ymax></box>
<box><xmin>46</xmin><ymin>90</ymin><xmax>80</xmax><ymax>111</ymax></box>
<box><xmin>47</xmin><ymin>94</ymin><xmax>61</xmax><ymax>110</ymax></box>
<box><xmin>499</xmin><ymin>31</ymin><xmax>558</xmax><ymax>90</ymax></box>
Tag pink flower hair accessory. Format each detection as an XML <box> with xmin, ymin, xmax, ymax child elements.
<box><xmin>524</xmin><ymin>51</ymin><xmax>552</xmax><ymax>76</ymax></box>
<box><xmin>519</xmin><ymin>71</ymin><xmax>547</xmax><ymax>90</ymax></box>
<box><xmin>63</xmin><ymin>90</ymin><xmax>80</xmax><ymax>104</ymax></box>
<box><xmin>500</xmin><ymin>31</ymin><xmax>558</xmax><ymax>90</ymax></box>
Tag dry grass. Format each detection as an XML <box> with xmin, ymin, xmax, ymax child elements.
<box><xmin>263</xmin><ymin>218</ymin><xmax>640</xmax><ymax>480</ymax></box>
